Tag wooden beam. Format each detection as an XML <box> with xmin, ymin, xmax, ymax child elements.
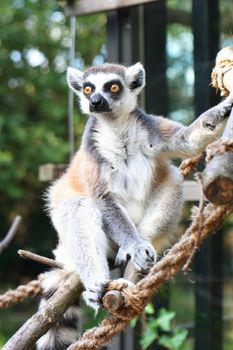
<box><xmin>63</xmin><ymin>0</ymin><xmax>157</xmax><ymax>17</ymax></box>
<box><xmin>38</xmin><ymin>163</ymin><xmax>66</xmax><ymax>181</ymax></box>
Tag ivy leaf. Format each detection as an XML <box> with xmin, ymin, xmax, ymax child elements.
<box><xmin>145</xmin><ymin>303</ymin><xmax>155</xmax><ymax>315</ymax></box>
<box><xmin>156</xmin><ymin>308</ymin><xmax>176</xmax><ymax>332</ymax></box>
<box><xmin>140</xmin><ymin>326</ymin><xmax>158</xmax><ymax>349</ymax></box>
<box><xmin>158</xmin><ymin>329</ymin><xmax>188</xmax><ymax>350</ymax></box>
<box><xmin>130</xmin><ymin>317</ymin><xmax>138</xmax><ymax>328</ymax></box>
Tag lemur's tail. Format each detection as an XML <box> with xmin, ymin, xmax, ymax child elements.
<box><xmin>36</xmin><ymin>269</ymin><xmax>80</xmax><ymax>350</ymax></box>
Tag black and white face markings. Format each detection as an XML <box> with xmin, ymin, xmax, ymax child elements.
<box><xmin>81</xmin><ymin>77</ymin><xmax>124</xmax><ymax>113</ymax></box>
<box><xmin>67</xmin><ymin>63</ymin><xmax>145</xmax><ymax>116</ymax></box>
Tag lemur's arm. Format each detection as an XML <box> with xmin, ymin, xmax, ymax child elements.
<box><xmin>100</xmin><ymin>193</ymin><xmax>155</xmax><ymax>271</ymax></box>
<box><xmin>157</xmin><ymin>93</ymin><xmax>233</xmax><ymax>158</ymax></box>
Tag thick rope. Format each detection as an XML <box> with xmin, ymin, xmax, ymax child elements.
<box><xmin>205</xmin><ymin>139</ymin><xmax>233</xmax><ymax>162</ymax></box>
<box><xmin>211</xmin><ymin>59</ymin><xmax>233</xmax><ymax>96</ymax></box>
<box><xmin>179</xmin><ymin>139</ymin><xmax>233</xmax><ymax>177</ymax></box>
<box><xmin>179</xmin><ymin>153</ymin><xmax>203</xmax><ymax>176</ymax></box>
<box><xmin>68</xmin><ymin>202</ymin><xmax>233</xmax><ymax>350</ymax></box>
<box><xmin>0</xmin><ymin>278</ymin><xmax>42</xmax><ymax>309</ymax></box>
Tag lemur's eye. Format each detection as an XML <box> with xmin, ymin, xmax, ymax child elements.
<box><xmin>110</xmin><ymin>84</ymin><xmax>121</xmax><ymax>93</ymax></box>
<box><xmin>83</xmin><ymin>85</ymin><xmax>93</xmax><ymax>95</ymax></box>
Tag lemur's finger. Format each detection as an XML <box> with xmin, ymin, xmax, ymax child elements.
<box><xmin>88</xmin><ymin>282</ymin><xmax>108</xmax><ymax>295</ymax></box>
<box><xmin>82</xmin><ymin>291</ymin><xmax>103</xmax><ymax>313</ymax></box>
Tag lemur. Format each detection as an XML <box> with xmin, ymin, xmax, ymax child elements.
<box><xmin>37</xmin><ymin>62</ymin><xmax>233</xmax><ymax>350</ymax></box>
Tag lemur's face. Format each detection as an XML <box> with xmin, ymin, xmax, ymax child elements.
<box><xmin>67</xmin><ymin>63</ymin><xmax>145</xmax><ymax>119</ymax></box>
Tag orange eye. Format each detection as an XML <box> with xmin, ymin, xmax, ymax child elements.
<box><xmin>83</xmin><ymin>85</ymin><xmax>93</xmax><ymax>95</ymax></box>
<box><xmin>110</xmin><ymin>84</ymin><xmax>120</xmax><ymax>93</ymax></box>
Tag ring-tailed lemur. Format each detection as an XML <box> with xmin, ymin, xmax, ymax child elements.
<box><xmin>37</xmin><ymin>62</ymin><xmax>233</xmax><ymax>350</ymax></box>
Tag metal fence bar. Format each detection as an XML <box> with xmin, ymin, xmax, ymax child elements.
<box><xmin>192</xmin><ymin>1</ymin><xmax>223</xmax><ymax>350</ymax></box>
<box><xmin>106</xmin><ymin>7</ymin><xmax>142</xmax><ymax>350</ymax></box>
<box><xmin>144</xmin><ymin>0</ymin><xmax>168</xmax><ymax>116</ymax></box>
<box><xmin>143</xmin><ymin>3</ymin><xmax>169</xmax><ymax>349</ymax></box>
<box><xmin>68</xmin><ymin>15</ymin><xmax>76</xmax><ymax>159</ymax></box>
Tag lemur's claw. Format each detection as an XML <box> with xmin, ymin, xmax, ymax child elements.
<box><xmin>82</xmin><ymin>280</ymin><xmax>109</xmax><ymax>312</ymax></box>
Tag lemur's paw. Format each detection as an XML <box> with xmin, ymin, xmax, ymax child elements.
<box><xmin>115</xmin><ymin>242</ymin><xmax>156</xmax><ymax>272</ymax></box>
<box><xmin>115</xmin><ymin>247</ymin><xmax>131</xmax><ymax>267</ymax></box>
<box><xmin>82</xmin><ymin>280</ymin><xmax>109</xmax><ymax>312</ymax></box>
<box><xmin>131</xmin><ymin>242</ymin><xmax>156</xmax><ymax>272</ymax></box>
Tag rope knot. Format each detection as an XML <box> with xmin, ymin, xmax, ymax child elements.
<box><xmin>104</xmin><ymin>280</ymin><xmax>144</xmax><ymax>321</ymax></box>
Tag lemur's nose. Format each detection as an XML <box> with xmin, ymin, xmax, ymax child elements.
<box><xmin>90</xmin><ymin>93</ymin><xmax>104</xmax><ymax>107</ymax></box>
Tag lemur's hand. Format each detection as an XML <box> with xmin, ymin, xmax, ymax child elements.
<box><xmin>201</xmin><ymin>95</ymin><xmax>233</xmax><ymax>131</ymax></box>
<box><xmin>82</xmin><ymin>279</ymin><xmax>109</xmax><ymax>312</ymax></box>
<box><xmin>115</xmin><ymin>241</ymin><xmax>156</xmax><ymax>272</ymax></box>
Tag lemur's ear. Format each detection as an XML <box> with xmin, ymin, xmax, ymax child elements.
<box><xmin>67</xmin><ymin>67</ymin><xmax>84</xmax><ymax>92</ymax></box>
<box><xmin>125</xmin><ymin>62</ymin><xmax>145</xmax><ymax>93</ymax></box>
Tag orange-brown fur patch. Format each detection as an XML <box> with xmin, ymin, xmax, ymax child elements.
<box><xmin>49</xmin><ymin>148</ymin><xmax>100</xmax><ymax>208</ymax></box>
<box><xmin>152</xmin><ymin>158</ymin><xmax>169</xmax><ymax>190</ymax></box>
<box><xmin>67</xmin><ymin>147</ymin><xmax>100</xmax><ymax>196</ymax></box>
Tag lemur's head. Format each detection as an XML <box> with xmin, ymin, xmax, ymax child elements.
<box><xmin>67</xmin><ymin>63</ymin><xmax>145</xmax><ymax>119</ymax></box>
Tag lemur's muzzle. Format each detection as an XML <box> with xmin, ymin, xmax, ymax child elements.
<box><xmin>90</xmin><ymin>93</ymin><xmax>111</xmax><ymax>113</ymax></box>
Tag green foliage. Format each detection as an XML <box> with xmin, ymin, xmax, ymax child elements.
<box><xmin>134</xmin><ymin>305</ymin><xmax>189</xmax><ymax>350</ymax></box>
<box><xmin>0</xmin><ymin>0</ymin><xmax>105</xmax><ymax>276</ymax></box>
<box><xmin>159</xmin><ymin>329</ymin><xmax>188</xmax><ymax>350</ymax></box>
<box><xmin>0</xmin><ymin>2</ymin><xmax>106</xmax><ymax>339</ymax></box>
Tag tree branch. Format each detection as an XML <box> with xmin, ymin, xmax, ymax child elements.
<box><xmin>2</xmin><ymin>273</ymin><xmax>83</xmax><ymax>350</ymax></box>
<box><xmin>18</xmin><ymin>249</ymin><xmax>63</xmax><ymax>269</ymax></box>
<box><xmin>0</xmin><ymin>215</ymin><xmax>22</xmax><ymax>254</ymax></box>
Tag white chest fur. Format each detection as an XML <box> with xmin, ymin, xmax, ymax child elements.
<box><xmin>94</xmin><ymin>117</ymin><xmax>155</xmax><ymax>224</ymax></box>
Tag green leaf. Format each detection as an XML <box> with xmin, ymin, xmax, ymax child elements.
<box><xmin>145</xmin><ymin>303</ymin><xmax>155</xmax><ymax>315</ymax></box>
<box><xmin>158</xmin><ymin>335</ymin><xmax>174</xmax><ymax>349</ymax></box>
<box><xmin>172</xmin><ymin>329</ymin><xmax>188</xmax><ymax>349</ymax></box>
<box><xmin>156</xmin><ymin>308</ymin><xmax>176</xmax><ymax>332</ymax></box>
<box><xmin>140</xmin><ymin>326</ymin><xmax>158</xmax><ymax>349</ymax></box>
<box><xmin>159</xmin><ymin>329</ymin><xmax>188</xmax><ymax>350</ymax></box>
<box><xmin>130</xmin><ymin>317</ymin><xmax>138</xmax><ymax>328</ymax></box>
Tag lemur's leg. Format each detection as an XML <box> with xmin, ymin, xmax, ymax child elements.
<box><xmin>138</xmin><ymin>166</ymin><xmax>183</xmax><ymax>251</ymax></box>
<box><xmin>52</xmin><ymin>197</ymin><xmax>110</xmax><ymax>310</ymax></box>
<box><xmin>124</xmin><ymin>166</ymin><xmax>183</xmax><ymax>284</ymax></box>
<box><xmin>100</xmin><ymin>193</ymin><xmax>155</xmax><ymax>272</ymax></box>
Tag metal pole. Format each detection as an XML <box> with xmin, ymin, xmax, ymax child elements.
<box><xmin>68</xmin><ymin>15</ymin><xmax>76</xmax><ymax>159</ymax></box>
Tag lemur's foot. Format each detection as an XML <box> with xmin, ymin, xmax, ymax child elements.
<box><xmin>82</xmin><ymin>280</ymin><xmax>109</xmax><ymax>312</ymax></box>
